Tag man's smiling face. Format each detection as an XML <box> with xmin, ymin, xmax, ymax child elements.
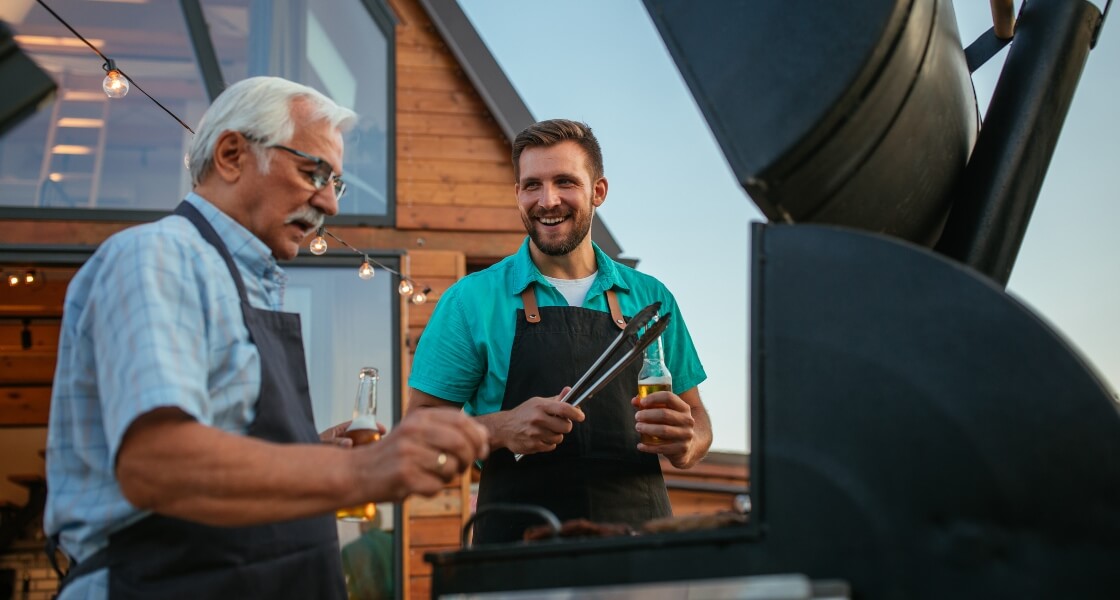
<box><xmin>515</xmin><ymin>140</ymin><xmax>606</xmax><ymax>257</ymax></box>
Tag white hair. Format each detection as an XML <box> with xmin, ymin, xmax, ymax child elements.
<box><xmin>187</xmin><ymin>76</ymin><xmax>358</xmax><ymax>186</ymax></box>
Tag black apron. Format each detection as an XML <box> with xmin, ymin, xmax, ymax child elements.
<box><xmin>52</xmin><ymin>202</ymin><xmax>345</xmax><ymax>599</ymax></box>
<box><xmin>472</xmin><ymin>285</ymin><xmax>672</xmax><ymax>545</ymax></box>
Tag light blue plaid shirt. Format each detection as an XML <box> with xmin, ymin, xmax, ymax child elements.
<box><xmin>45</xmin><ymin>192</ymin><xmax>287</xmax><ymax>599</ymax></box>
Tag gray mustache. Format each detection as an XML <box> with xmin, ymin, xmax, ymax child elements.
<box><xmin>285</xmin><ymin>207</ymin><xmax>325</xmax><ymax>230</ymax></box>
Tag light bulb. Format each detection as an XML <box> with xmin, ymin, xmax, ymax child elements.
<box><xmin>7</xmin><ymin>274</ymin><xmax>19</xmax><ymax>287</ymax></box>
<box><xmin>309</xmin><ymin>235</ymin><xmax>328</xmax><ymax>255</ymax></box>
<box><xmin>102</xmin><ymin>69</ymin><xmax>129</xmax><ymax>98</ymax></box>
<box><xmin>24</xmin><ymin>271</ymin><xmax>35</xmax><ymax>284</ymax></box>
<box><xmin>398</xmin><ymin>280</ymin><xmax>414</xmax><ymax>296</ymax></box>
<box><xmin>358</xmin><ymin>260</ymin><xmax>375</xmax><ymax>280</ymax></box>
<box><xmin>411</xmin><ymin>290</ymin><xmax>427</xmax><ymax>305</ymax></box>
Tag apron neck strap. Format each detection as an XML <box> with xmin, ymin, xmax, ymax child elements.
<box><xmin>604</xmin><ymin>289</ymin><xmax>625</xmax><ymax>330</ymax></box>
<box><xmin>520</xmin><ymin>286</ymin><xmax>541</xmax><ymax>324</ymax></box>
<box><xmin>520</xmin><ymin>284</ymin><xmax>626</xmax><ymax>330</ymax></box>
<box><xmin>173</xmin><ymin>201</ymin><xmax>250</xmax><ymax>304</ymax></box>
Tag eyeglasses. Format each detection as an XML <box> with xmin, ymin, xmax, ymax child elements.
<box><xmin>241</xmin><ymin>133</ymin><xmax>346</xmax><ymax>199</ymax></box>
<box><xmin>269</xmin><ymin>144</ymin><xmax>347</xmax><ymax>199</ymax></box>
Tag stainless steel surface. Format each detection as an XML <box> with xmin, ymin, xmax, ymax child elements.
<box><xmin>440</xmin><ymin>574</ymin><xmax>850</xmax><ymax>600</ymax></box>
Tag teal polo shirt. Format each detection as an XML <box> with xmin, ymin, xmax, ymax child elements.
<box><xmin>409</xmin><ymin>238</ymin><xmax>706</xmax><ymax>417</ymax></box>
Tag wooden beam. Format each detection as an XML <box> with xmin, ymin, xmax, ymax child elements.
<box><xmin>0</xmin><ymin>352</ymin><xmax>57</xmax><ymax>384</ymax></box>
<box><xmin>396</xmin><ymin>158</ymin><xmax>512</xmax><ymax>185</ymax></box>
<box><xmin>409</xmin><ymin>515</ymin><xmax>461</xmax><ymax>546</ymax></box>
<box><xmin>407</xmin><ymin>487</ymin><xmax>462</xmax><ymax>518</ymax></box>
<box><xmin>0</xmin><ymin>322</ymin><xmax>61</xmax><ymax>351</ymax></box>
<box><xmin>0</xmin><ymin>386</ymin><xmax>50</xmax><ymax>426</ymax></box>
<box><xmin>0</xmin><ymin>281</ymin><xmax>70</xmax><ymax>315</ymax></box>
<box><xmin>405</xmin><ymin>250</ymin><xmax>465</xmax><ymax>278</ymax></box>
<box><xmin>398</xmin><ymin>180</ymin><xmax>513</xmax><ymax>207</ymax></box>
<box><xmin>397</xmin><ymin>206</ymin><xmax>522</xmax><ymax>232</ymax></box>
<box><xmin>397</xmin><ymin>42</ymin><xmax>459</xmax><ymax>70</ymax></box>
<box><xmin>397</xmin><ymin>87</ymin><xmax>488</xmax><ymax>116</ymax></box>
<box><xmin>0</xmin><ymin>220</ymin><xmax>134</xmax><ymax>247</ymax></box>
<box><xmin>398</xmin><ymin>134</ymin><xmax>511</xmax><ymax>163</ymax></box>
<box><xmin>397</xmin><ymin>65</ymin><xmax>472</xmax><ymax>93</ymax></box>
<box><xmin>396</xmin><ymin>111</ymin><xmax>502</xmax><ymax>139</ymax></box>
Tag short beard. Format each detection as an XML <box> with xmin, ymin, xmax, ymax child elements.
<box><xmin>522</xmin><ymin>208</ymin><xmax>593</xmax><ymax>257</ymax></box>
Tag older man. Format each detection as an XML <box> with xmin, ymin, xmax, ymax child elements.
<box><xmin>45</xmin><ymin>76</ymin><xmax>488</xmax><ymax>599</ymax></box>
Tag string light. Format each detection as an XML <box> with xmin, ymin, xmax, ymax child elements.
<box><xmin>411</xmin><ymin>287</ymin><xmax>431</xmax><ymax>305</ymax></box>
<box><xmin>357</xmin><ymin>259</ymin><xmax>375</xmax><ymax>280</ymax></box>
<box><xmin>308</xmin><ymin>228</ymin><xmax>431</xmax><ymax>303</ymax></box>
<box><xmin>309</xmin><ymin>228</ymin><xmax>329</xmax><ymax>255</ymax></box>
<box><xmin>101</xmin><ymin>59</ymin><xmax>129</xmax><ymax>98</ymax></box>
<box><xmin>33</xmin><ymin>0</ymin><xmax>196</xmax><ymax>133</ymax></box>
<box><xmin>5</xmin><ymin>270</ymin><xmax>41</xmax><ymax>287</ymax></box>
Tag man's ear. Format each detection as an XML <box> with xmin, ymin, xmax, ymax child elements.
<box><xmin>211</xmin><ymin>130</ymin><xmax>247</xmax><ymax>183</ymax></box>
<box><xmin>592</xmin><ymin>176</ymin><xmax>608</xmax><ymax>207</ymax></box>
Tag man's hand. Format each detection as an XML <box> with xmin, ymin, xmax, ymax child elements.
<box><xmin>319</xmin><ymin>421</ymin><xmax>352</xmax><ymax>448</ymax></box>
<box><xmin>487</xmin><ymin>387</ymin><xmax>583</xmax><ymax>455</ymax></box>
<box><xmin>350</xmin><ymin>408</ymin><xmax>490</xmax><ymax>500</ymax></box>
<box><xmin>632</xmin><ymin>387</ymin><xmax>712</xmax><ymax>469</ymax></box>
<box><xmin>319</xmin><ymin>420</ymin><xmax>389</xmax><ymax>448</ymax></box>
<box><xmin>408</xmin><ymin>386</ymin><xmax>583</xmax><ymax>456</ymax></box>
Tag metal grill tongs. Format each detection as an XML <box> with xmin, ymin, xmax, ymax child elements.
<box><xmin>513</xmin><ymin>302</ymin><xmax>672</xmax><ymax>461</ymax></box>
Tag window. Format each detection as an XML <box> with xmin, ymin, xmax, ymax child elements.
<box><xmin>285</xmin><ymin>258</ymin><xmax>400</xmax><ymax>431</ymax></box>
<box><xmin>0</xmin><ymin>0</ymin><xmax>207</xmax><ymax>214</ymax></box>
<box><xmin>200</xmin><ymin>0</ymin><xmax>393</xmax><ymax>220</ymax></box>
<box><xmin>0</xmin><ymin>0</ymin><xmax>393</xmax><ymax>221</ymax></box>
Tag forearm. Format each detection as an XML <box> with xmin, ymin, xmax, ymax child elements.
<box><xmin>116</xmin><ymin>408</ymin><xmax>360</xmax><ymax>526</ymax></box>
<box><xmin>472</xmin><ymin>411</ymin><xmax>514</xmax><ymax>451</ymax></box>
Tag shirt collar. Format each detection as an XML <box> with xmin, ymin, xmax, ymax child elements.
<box><xmin>508</xmin><ymin>236</ymin><xmax>629</xmax><ymax>296</ymax></box>
<box><xmin>184</xmin><ymin>192</ymin><xmax>284</xmax><ymax>284</ymax></box>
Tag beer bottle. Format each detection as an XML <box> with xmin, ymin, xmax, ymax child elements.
<box><xmin>637</xmin><ymin>317</ymin><xmax>672</xmax><ymax>446</ymax></box>
<box><xmin>337</xmin><ymin>367</ymin><xmax>381</xmax><ymax>522</ymax></box>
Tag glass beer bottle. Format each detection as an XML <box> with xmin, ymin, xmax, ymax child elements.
<box><xmin>637</xmin><ymin>318</ymin><xmax>672</xmax><ymax>446</ymax></box>
<box><xmin>336</xmin><ymin>367</ymin><xmax>381</xmax><ymax>522</ymax></box>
